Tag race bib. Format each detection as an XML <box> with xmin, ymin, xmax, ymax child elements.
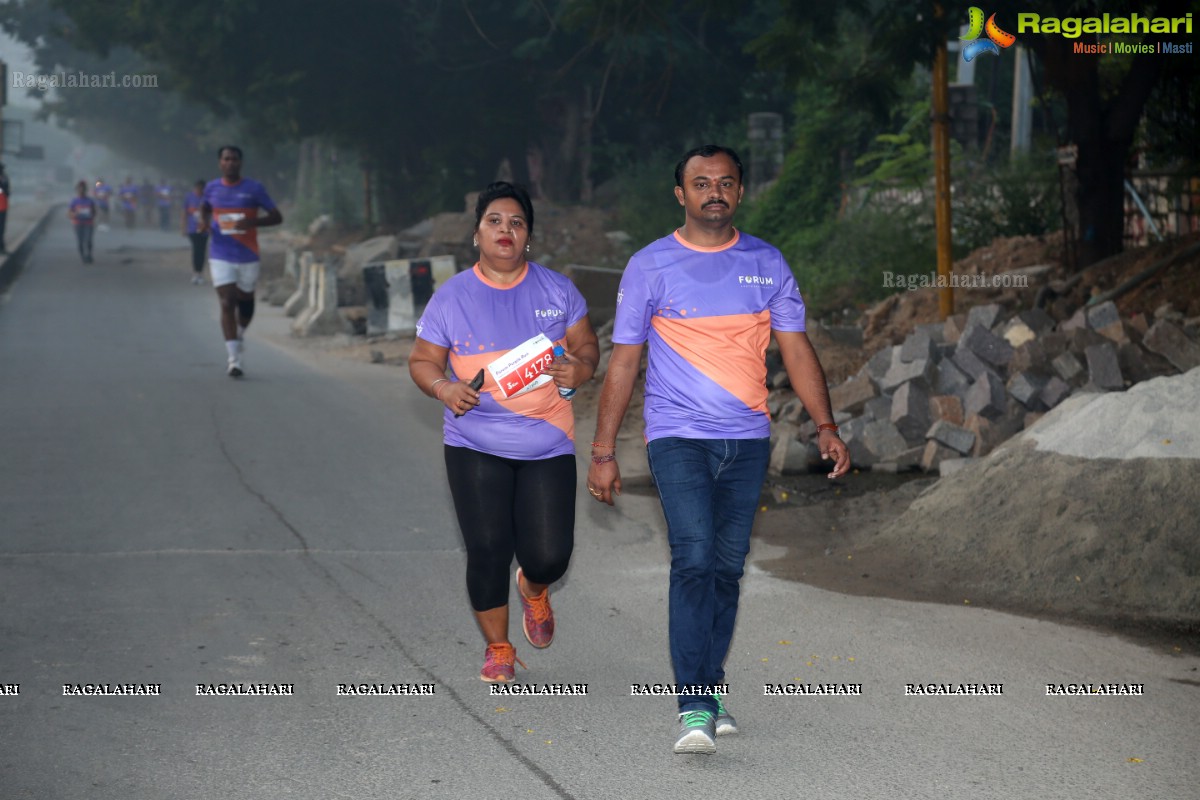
<box><xmin>76</xmin><ymin>206</ymin><xmax>93</xmax><ymax>219</ymax></box>
<box><xmin>217</xmin><ymin>212</ymin><xmax>246</xmax><ymax>234</ymax></box>
<box><xmin>487</xmin><ymin>333</ymin><xmax>555</xmax><ymax>399</ymax></box>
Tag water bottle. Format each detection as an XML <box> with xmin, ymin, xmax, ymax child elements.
<box><xmin>552</xmin><ymin>345</ymin><xmax>576</xmax><ymax>400</ymax></box>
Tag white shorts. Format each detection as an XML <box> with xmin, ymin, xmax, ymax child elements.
<box><xmin>210</xmin><ymin>259</ymin><xmax>261</xmax><ymax>293</ymax></box>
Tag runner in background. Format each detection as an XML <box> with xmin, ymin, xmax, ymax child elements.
<box><xmin>139</xmin><ymin>178</ymin><xmax>155</xmax><ymax>226</ymax></box>
<box><xmin>200</xmin><ymin>146</ymin><xmax>283</xmax><ymax>378</ymax></box>
<box><xmin>118</xmin><ymin>177</ymin><xmax>138</xmax><ymax>229</ymax></box>
<box><xmin>68</xmin><ymin>181</ymin><xmax>97</xmax><ymax>264</ymax></box>
<box><xmin>157</xmin><ymin>179</ymin><xmax>174</xmax><ymax>231</ymax></box>
<box><xmin>182</xmin><ymin>180</ymin><xmax>208</xmax><ymax>285</ymax></box>
<box><xmin>94</xmin><ymin>178</ymin><xmax>113</xmax><ymax>230</ymax></box>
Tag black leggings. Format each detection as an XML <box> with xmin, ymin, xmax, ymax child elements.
<box><xmin>444</xmin><ymin>446</ymin><xmax>576</xmax><ymax>612</ymax></box>
<box><xmin>189</xmin><ymin>233</ymin><xmax>208</xmax><ymax>274</ymax></box>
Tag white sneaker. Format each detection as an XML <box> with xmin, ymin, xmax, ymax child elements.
<box><xmin>227</xmin><ymin>358</ymin><xmax>243</xmax><ymax>378</ymax></box>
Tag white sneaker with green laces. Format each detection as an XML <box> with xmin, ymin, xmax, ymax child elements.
<box><xmin>714</xmin><ymin>693</ymin><xmax>738</xmax><ymax>735</ymax></box>
<box><xmin>673</xmin><ymin>710</ymin><xmax>716</xmax><ymax>754</ymax></box>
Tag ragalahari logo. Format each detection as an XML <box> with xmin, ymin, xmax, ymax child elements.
<box><xmin>962</xmin><ymin>7</ymin><xmax>1016</xmax><ymax>61</ymax></box>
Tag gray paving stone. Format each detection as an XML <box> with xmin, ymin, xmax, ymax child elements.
<box><xmin>1085</xmin><ymin>342</ymin><xmax>1125</xmax><ymax>390</ymax></box>
<box><xmin>967</xmin><ymin>303</ymin><xmax>1004</xmax><ymax>331</ymax></box>
<box><xmin>863</xmin><ymin>419</ymin><xmax>911</xmax><ymax>462</ymax></box>
<box><xmin>1143</xmin><ymin>319</ymin><xmax>1200</xmax><ymax>372</ymax></box>
<box><xmin>1039</xmin><ymin>376</ymin><xmax>1072</xmax><ymax>409</ymax></box>
<box><xmin>1014</xmin><ymin>308</ymin><xmax>1057</xmax><ymax>335</ymax></box>
<box><xmin>880</xmin><ymin>357</ymin><xmax>935</xmax><ymax>393</ymax></box>
<box><xmin>1007</xmin><ymin>371</ymin><xmax>1047</xmax><ymax>410</ymax></box>
<box><xmin>952</xmin><ymin>346</ymin><xmax>1002</xmax><ymax>383</ymax></box>
<box><xmin>964</xmin><ymin>371</ymin><xmax>1007</xmax><ymax>419</ymax></box>
<box><xmin>959</xmin><ymin>323</ymin><xmax>1015</xmax><ymax>367</ymax></box>
<box><xmin>862</xmin><ymin>395</ymin><xmax>893</xmax><ymax>422</ymax></box>
<box><xmin>1085</xmin><ymin>300</ymin><xmax>1120</xmax><ymax>331</ymax></box>
<box><xmin>1051</xmin><ymin>351</ymin><xmax>1084</xmax><ymax>383</ymax></box>
<box><xmin>830</xmin><ymin>373</ymin><xmax>878</xmax><ymax>416</ymax></box>
<box><xmin>936</xmin><ymin>358</ymin><xmax>973</xmax><ymax>397</ymax></box>
<box><xmin>864</xmin><ymin>346</ymin><xmax>899</xmax><ymax>388</ymax></box>
<box><xmin>900</xmin><ymin>328</ymin><xmax>937</xmax><ymax>363</ymax></box>
<box><xmin>890</xmin><ymin>381</ymin><xmax>932</xmax><ymax>445</ymax></box>
<box><xmin>915</xmin><ymin>322</ymin><xmax>947</xmax><ymax>345</ymax></box>
<box><xmin>926</xmin><ymin>419</ymin><xmax>977</xmax><ymax>455</ymax></box>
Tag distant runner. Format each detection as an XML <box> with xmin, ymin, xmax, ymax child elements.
<box><xmin>118</xmin><ymin>177</ymin><xmax>138</xmax><ymax>229</ymax></box>
<box><xmin>94</xmin><ymin>178</ymin><xmax>113</xmax><ymax>228</ymax></box>
<box><xmin>68</xmin><ymin>181</ymin><xmax>97</xmax><ymax>264</ymax></box>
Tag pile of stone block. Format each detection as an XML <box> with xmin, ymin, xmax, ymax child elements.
<box><xmin>768</xmin><ymin>301</ymin><xmax>1200</xmax><ymax>475</ymax></box>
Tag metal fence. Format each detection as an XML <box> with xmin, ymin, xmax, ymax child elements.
<box><xmin>1123</xmin><ymin>172</ymin><xmax>1200</xmax><ymax>247</ymax></box>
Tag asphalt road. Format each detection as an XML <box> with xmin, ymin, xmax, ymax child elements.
<box><xmin>1</xmin><ymin>217</ymin><xmax>1197</xmax><ymax>799</ymax></box>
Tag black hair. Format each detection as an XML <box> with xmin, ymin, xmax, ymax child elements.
<box><xmin>674</xmin><ymin>144</ymin><xmax>744</xmax><ymax>187</ymax></box>
<box><xmin>217</xmin><ymin>145</ymin><xmax>243</xmax><ymax>160</ymax></box>
<box><xmin>474</xmin><ymin>181</ymin><xmax>535</xmax><ymax>237</ymax></box>
<box><xmin>194</xmin><ymin>179</ymin><xmax>207</xmax><ymax>188</ymax></box>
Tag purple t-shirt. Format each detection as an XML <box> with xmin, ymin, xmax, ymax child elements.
<box><xmin>184</xmin><ymin>192</ymin><xmax>206</xmax><ymax>235</ymax></box>
<box><xmin>203</xmin><ymin>178</ymin><xmax>276</xmax><ymax>263</ymax></box>
<box><xmin>416</xmin><ymin>262</ymin><xmax>589</xmax><ymax>460</ymax></box>
<box><xmin>69</xmin><ymin>197</ymin><xmax>97</xmax><ymax>226</ymax></box>
<box><xmin>613</xmin><ymin>229</ymin><xmax>807</xmax><ymax>441</ymax></box>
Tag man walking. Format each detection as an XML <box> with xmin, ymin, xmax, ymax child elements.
<box><xmin>587</xmin><ymin>144</ymin><xmax>849</xmax><ymax>754</ymax></box>
<box><xmin>200</xmin><ymin>146</ymin><xmax>283</xmax><ymax>378</ymax></box>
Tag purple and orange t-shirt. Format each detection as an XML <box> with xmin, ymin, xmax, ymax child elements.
<box><xmin>416</xmin><ymin>262</ymin><xmax>589</xmax><ymax>460</ymax></box>
<box><xmin>203</xmin><ymin>178</ymin><xmax>276</xmax><ymax>263</ymax></box>
<box><xmin>613</xmin><ymin>229</ymin><xmax>807</xmax><ymax>441</ymax></box>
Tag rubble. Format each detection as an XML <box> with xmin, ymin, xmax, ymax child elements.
<box><xmin>767</xmin><ymin>264</ymin><xmax>1197</xmax><ymax>475</ymax></box>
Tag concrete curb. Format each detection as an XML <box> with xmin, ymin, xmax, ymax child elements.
<box><xmin>0</xmin><ymin>204</ymin><xmax>61</xmax><ymax>295</ymax></box>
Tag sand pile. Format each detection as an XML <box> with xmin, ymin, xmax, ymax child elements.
<box><xmin>867</xmin><ymin>367</ymin><xmax>1200</xmax><ymax>626</ymax></box>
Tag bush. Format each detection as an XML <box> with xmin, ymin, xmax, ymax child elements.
<box><xmin>788</xmin><ymin>201</ymin><xmax>936</xmax><ymax>317</ymax></box>
<box><xmin>954</xmin><ymin>153</ymin><xmax>1062</xmax><ymax>252</ymax></box>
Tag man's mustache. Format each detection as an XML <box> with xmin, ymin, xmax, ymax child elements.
<box><xmin>703</xmin><ymin>200</ymin><xmax>728</xmax><ymax>208</ymax></box>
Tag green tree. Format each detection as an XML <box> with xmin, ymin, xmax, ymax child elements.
<box><xmin>754</xmin><ymin>0</ymin><xmax>1200</xmax><ymax>268</ymax></box>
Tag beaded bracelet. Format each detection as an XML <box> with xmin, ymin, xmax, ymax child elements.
<box><xmin>591</xmin><ymin>453</ymin><xmax>616</xmax><ymax>465</ymax></box>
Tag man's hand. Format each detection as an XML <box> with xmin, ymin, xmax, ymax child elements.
<box><xmin>819</xmin><ymin>430</ymin><xmax>850</xmax><ymax>479</ymax></box>
<box><xmin>586</xmin><ymin>457</ymin><xmax>622</xmax><ymax>506</ymax></box>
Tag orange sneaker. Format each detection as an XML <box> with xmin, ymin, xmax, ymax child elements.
<box><xmin>480</xmin><ymin>642</ymin><xmax>525</xmax><ymax>682</ymax></box>
<box><xmin>516</xmin><ymin>568</ymin><xmax>555</xmax><ymax>648</ymax></box>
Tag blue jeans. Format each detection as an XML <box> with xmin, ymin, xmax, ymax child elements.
<box><xmin>646</xmin><ymin>436</ymin><xmax>770</xmax><ymax>715</ymax></box>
